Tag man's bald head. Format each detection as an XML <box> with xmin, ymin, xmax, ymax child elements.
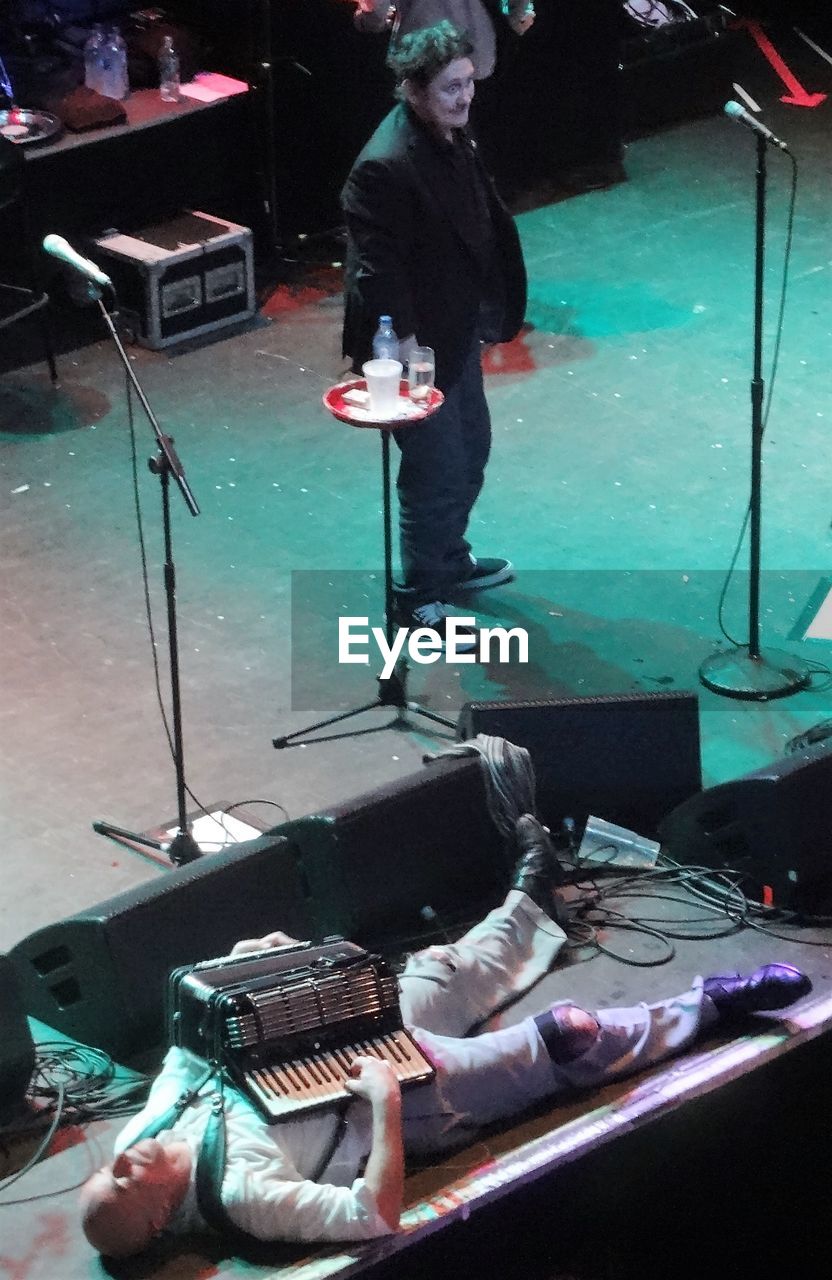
<box><xmin>79</xmin><ymin>1138</ymin><xmax>191</xmax><ymax>1257</ymax></box>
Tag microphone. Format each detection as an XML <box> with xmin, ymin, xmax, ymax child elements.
<box><xmin>723</xmin><ymin>101</ymin><xmax>789</xmax><ymax>153</ymax></box>
<box><xmin>42</xmin><ymin>234</ymin><xmax>112</xmax><ymax>288</ymax></box>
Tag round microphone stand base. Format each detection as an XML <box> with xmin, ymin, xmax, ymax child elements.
<box><xmin>699</xmin><ymin>645</ymin><xmax>811</xmax><ymax>701</ymax></box>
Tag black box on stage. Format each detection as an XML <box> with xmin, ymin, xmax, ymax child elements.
<box><xmin>0</xmin><ymin>954</ymin><xmax>35</xmax><ymax>1120</ymax></box>
<box><xmin>657</xmin><ymin>745</ymin><xmax>832</xmax><ymax>911</ymax></box>
<box><xmin>92</xmin><ymin>210</ymin><xmax>256</xmax><ymax>349</ymax></box>
<box><xmin>458</xmin><ymin>691</ymin><xmax>702</xmax><ymax>838</ymax></box>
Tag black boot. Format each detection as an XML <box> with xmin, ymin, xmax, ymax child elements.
<box><xmin>703</xmin><ymin>963</ymin><xmax>812</xmax><ymax>1022</ymax></box>
<box><xmin>511</xmin><ymin>814</ymin><xmax>569</xmax><ymax>928</ymax></box>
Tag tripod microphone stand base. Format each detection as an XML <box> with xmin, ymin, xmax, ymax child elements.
<box><xmin>272</xmin><ymin>661</ymin><xmax>456</xmax><ymax>748</ymax></box>
<box><xmin>699</xmin><ymin>645</ymin><xmax>811</xmax><ymax>701</ymax></box>
<box><xmin>93</xmin><ymin>819</ymin><xmax>203</xmax><ymax>865</ymax></box>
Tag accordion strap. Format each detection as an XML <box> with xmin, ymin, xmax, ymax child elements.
<box><xmin>122</xmin><ymin>1060</ymin><xmax>258</xmax><ymax>1243</ymax></box>
<box><xmin>194</xmin><ymin>1075</ymin><xmax>257</xmax><ymax>1243</ymax></box>
<box><xmin>127</xmin><ymin>1062</ymin><xmax>217</xmax><ymax>1143</ymax></box>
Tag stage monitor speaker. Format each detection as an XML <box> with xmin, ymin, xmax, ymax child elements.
<box><xmin>657</xmin><ymin>745</ymin><xmax>832</xmax><ymax>911</ymax></box>
<box><xmin>458</xmin><ymin>691</ymin><xmax>702</xmax><ymax>838</ymax></box>
<box><xmin>9</xmin><ymin>835</ymin><xmax>313</xmax><ymax>1062</ymax></box>
<box><xmin>272</xmin><ymin>756</ymin><xmax>509</xmax><ymax>950</ymax></box>
<box><xmin>0</xmin><ymin>954</ymin><xmax>36</xmax><ymax>1121</ymax></box>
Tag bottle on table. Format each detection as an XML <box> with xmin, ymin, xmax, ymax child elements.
<box><xmin>372</xmin><ymin>315</ymin><xmax>398</xmax><ymax>361</ymax></box>
<box><xmin>158</xmin><ymin>34</ymin><xmax>181</xmax><ymax>103</ymax></box>
<box><xmin>83</xmin><ymin>24</ymin><xmax>105</xmax><ymax>94</ymax></box>
<box><xmin>99</xmin><ymin>27</ymin><xmax>129</xmax><ymax>101</ymax></box>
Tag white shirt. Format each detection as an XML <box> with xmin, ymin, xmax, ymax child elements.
<box><xmin>115</xmin><ymin>1047</ymin><xmax>391</xmax><ymax>1243</ymax></box>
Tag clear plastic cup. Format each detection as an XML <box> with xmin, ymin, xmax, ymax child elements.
<box><xmin>362</xmin><ymin>359</ymin><xmax>403</xmax><ymax>419</ymax></box>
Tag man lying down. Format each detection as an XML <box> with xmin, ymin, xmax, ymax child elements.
<box><xmin>79</xmin><ymin>816</ymin><xmax>811</xmax><ymax>1257</ymax></box>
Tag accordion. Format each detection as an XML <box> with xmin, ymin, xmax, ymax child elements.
<box><xmin>168</xmin><ymin>938</ymin><xmax>435</xmax><ymax>1121</ymax></box>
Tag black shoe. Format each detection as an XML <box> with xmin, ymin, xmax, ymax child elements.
<box><xmin>703</xmin><ymin>964</ymin><xmax>812</xmax><ymax>1022</ymax></box>
<box><xmin>393</xmin><ymin>601</ymin><xmax>479</xmax><ymax>654</ymax></box>
<box><xmin>511</xmin><ymin>814</ymin><xmax>569</xmax><ymax>927</ymax></box>
<box><xmin>448</xmin><ymin>556</ymin><xmax>514</xmax><ymax>595</ymax></box>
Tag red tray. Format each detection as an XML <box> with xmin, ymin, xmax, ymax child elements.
<box><xmin>323</xmin><ymin>378</ymin><xmax>443</xmax><ymax>428</ymax></box>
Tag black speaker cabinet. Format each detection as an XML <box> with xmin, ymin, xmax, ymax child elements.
<box><xmin>657</xmin><ymin>745</ymin><xmax>832</xmax><ymax>911</ymax></box>
<box><xmin>458</xmin><ymin>691</ymin><xmax>702</xmax><ymax>838</ymax></box>
<box><xmin>9</xmin><ymin>835</ymin><xmax>313</xmax><ymax>1061</ymax></box>
<box><xmin>272</xmin><ymin>756</ymin><xmax>508</xmax><ymax>950</ymax></box>
<box><xmin>0</xmin><ymin>954</ymin><xmax>36</xmax><ymax>1121</ymax></box>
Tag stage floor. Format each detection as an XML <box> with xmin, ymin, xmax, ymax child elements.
<box><xmin>2</xmin><ymin>20</ymin><xmax>832</xmax><ymax>1280</ymax></box>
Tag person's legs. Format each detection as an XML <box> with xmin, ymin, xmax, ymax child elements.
<box><xmin>402</xmin><ymin>981</ymin><xmax>712</xmax><ymax>1155</ymax></box>
<box><xmin>398</xmin><ymin>889</ymin><xmax>566</xmax><ymax>1037</ymax></box>
<box><xmin>456</xmin><ymin>341</ymin><xmax>491</xmax><ymax>534</ymax></box>
<box><xmin>395</xmin><ymin>341</ymin><xmax>491</xmax><ymax>607</ymax></box>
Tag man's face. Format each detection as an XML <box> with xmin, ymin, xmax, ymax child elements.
<box><xmin>407</xmin><ymin>57</ymin><xmax>476</xmax><ymax>140</ymax></box>
<box><xmin>80</xmin><ymin>1138</ymin><xmax>187</xmax><ymax>1256</ymax></box>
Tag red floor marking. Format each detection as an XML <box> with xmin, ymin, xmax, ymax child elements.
<box><xmin>0</xmin><ymin>1214</ymin><xmax>68</xmax><ymax>1280</ymax></box>
<box><xmin>739</xmin><ymin>19</ymin><xmax>827</xmax><ymax>107</ymax></box>
<box><xmin>482</xmin><ymin>331</ymin><xmax>537</xmax><ymax>375</ymax></box>
<box><xmin>261</xmin><ymin>283</ymin><xmax>335</xmax><ymax>315</ymax></box>
<box><xmin>261</xmin><ymin>266</ymin><xmax>344</xmax><ymax>317</ymax></box>
<box><xmin>47</xmin><ymin>1124</ymin><xmax>85</xmax><ymax>1155</ymax></box>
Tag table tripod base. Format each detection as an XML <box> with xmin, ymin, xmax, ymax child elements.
<box><xmin>699</xmin><ymin>646</ymin><xmax>811</xmax><ymax>701</ymax></box>
<box><xmin>273</xmin><ymin>665</ymin><xmax>455</xmax><ymax>748</ymax></box>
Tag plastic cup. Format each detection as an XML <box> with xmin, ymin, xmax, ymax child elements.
<box><xmin>362</xmin><ymin>359</ymin><xmax>403</xmax><ymax>419</ymax></box>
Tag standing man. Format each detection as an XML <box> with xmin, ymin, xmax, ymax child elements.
<box><xmin>341</xmin><ymin>21</ymin><xmax>527</xmax><ymax>644</ymax></box>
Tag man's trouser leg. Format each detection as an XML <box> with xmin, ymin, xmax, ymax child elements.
<box><xmin>402</xmin><ymin>981</ymin><xmax>714</xmax><ymax>1156</ymax></box>
<box><xmin>398</xmin><ymin>890</ymin><xmax>566</xmax><ymax>1038</ymax></box>
<box><xmin>395</xmin><ymin>341</ymin><xmax>491</xmax><ymax>605</ymax></box>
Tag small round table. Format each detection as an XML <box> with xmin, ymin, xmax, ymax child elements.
<box><xmin>272</xmin><ymin>377</ymin><xmax>456</xmax><ymax>747</ymax></box>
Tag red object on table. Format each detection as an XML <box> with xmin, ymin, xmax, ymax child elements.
<box><xmin>323</xmin><ymin>378</ymin><xmax>444</xmax><ymax>427</ymax></box>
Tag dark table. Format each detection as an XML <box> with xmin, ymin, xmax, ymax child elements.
<box><xmin>20</xmin><ymin>85</ymin><xmax>259</xmax><ymax>248</ymax></box>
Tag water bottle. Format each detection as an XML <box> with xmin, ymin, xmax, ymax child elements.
<box><xmin>372</xmin><ymin>315</ymin><xmax>398</xmax><ymax>360</ymax></box>
<box><xmin>100</xmin><ymin>28</ymin><xmax>129</xmax><ymax>101</ymax></box>
<box><xmin>158</xmin><ymin>34</ymin><xmax>180</xmax><ymax>103</ymax></box>
<box><xmin>83</xmin><ymin>24</ymin><xmax>105</xmax><ymax>94</ymax></box>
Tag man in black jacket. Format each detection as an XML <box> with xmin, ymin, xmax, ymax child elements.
<box><xmin>341</xmin><ymin>21</ymin><xmax>527</xmax><ymax>643</ymax></box>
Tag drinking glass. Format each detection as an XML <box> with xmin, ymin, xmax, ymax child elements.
<box><xmin>407</xmin><ymin>347</ymin><xmax>435</xmax><ymax>405</ymax></box>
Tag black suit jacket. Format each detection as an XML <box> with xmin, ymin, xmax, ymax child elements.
<box><xmin>341</xmin><ymin>104</ymin><xmax>527</xmax><ymax>388</ymax></box>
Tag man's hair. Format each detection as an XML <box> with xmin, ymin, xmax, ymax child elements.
<box><xmin>387</xmin><ymin>19</ymin><xmax>475</xmax><ymax>89</ymax></box>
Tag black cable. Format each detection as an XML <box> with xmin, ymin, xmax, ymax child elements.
<box><xmin>0</xmin><ymin>1084</ymin><xmax>65</xmax><ymax>1201</ymax></box>
<box><xmin>558</xmin><ymin>848</ymin><xmax>831</xmax><ymax>967</ymax></box>
<box><xmin>0</xmin><ymin>1042</ymin><xmax>151</xmax><ymax>1207</ymax></box>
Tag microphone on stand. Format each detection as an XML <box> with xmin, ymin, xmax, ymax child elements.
<box><xmin>42</xmin><ymin>234</ymin><xmax>113</xmax><ymax>288</ymax></box>
<box><xmin>723</xmin><ymin>101</ymin><xmax>790</xmax><ymax>153</ymax></box>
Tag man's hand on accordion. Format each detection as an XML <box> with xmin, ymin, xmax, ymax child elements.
<box><xmin>230</xmin><ymin>930</ymin><xmax>301</xmax><ymax>956</ymax></box>
<box><xmin>344</xmin><ymin>1056</ymin><xmax>402</xmax><ymax>1108</ymax></box>
<box><xmin>344</xmin><ymin>1056</ymin><xmax>404</xmax><ymax>1232</ymax></box>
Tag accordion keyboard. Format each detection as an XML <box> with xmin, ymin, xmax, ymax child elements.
<box><xmin>241</xmin><ymin>1028</ymin><xmax>434</xmax><ymax>1120</ymax></box>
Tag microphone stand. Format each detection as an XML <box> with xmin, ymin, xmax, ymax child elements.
<box><xmin>699</xmin><ymin>135</ymin><xmax>809</xmax><ymax>700</ymax></box>
<box><xmin>90</xmin><ymin>292</ymin><xmax>204</xmax><ymax>865</ymax></box>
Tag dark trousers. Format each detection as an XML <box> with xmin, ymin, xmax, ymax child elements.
<box><xmin>394</xmin><ymin>339</ymin><xmax>491</xmax><ymax>607</ymax></box>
